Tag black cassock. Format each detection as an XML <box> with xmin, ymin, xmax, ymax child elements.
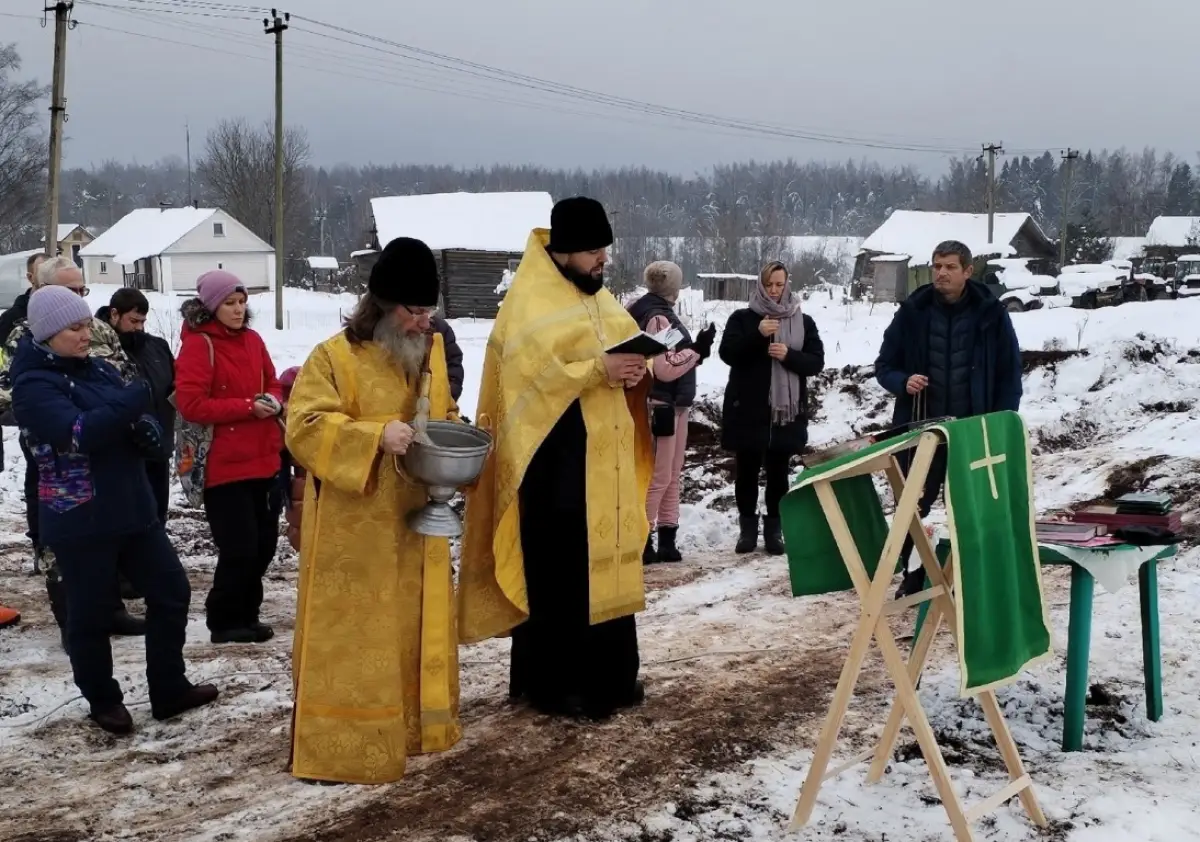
<box><xmin>510</xmin><ymin>399</ymin><xmax>642</xmax><ymax>719</ymax></box>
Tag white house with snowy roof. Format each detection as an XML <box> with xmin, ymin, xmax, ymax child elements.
<box><xmin>79</xmin><ymin>207</ymin><xmax>273</xmax><ymax>295</ymax></box>
<box><xmin>368</xmin><ymin>191</ymin><xmax>553</xmax><ymax>318</ymax></box>
<box><xmin>854</xmin><ymin>210</ymin><xmax>1056</xmax><ymax>301</ymax></box>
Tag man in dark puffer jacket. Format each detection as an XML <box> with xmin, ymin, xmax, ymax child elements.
<box><xmin>874</xmin><ymin>239</ymin><xmax>1022</xmax><ymax>597</ymax></box>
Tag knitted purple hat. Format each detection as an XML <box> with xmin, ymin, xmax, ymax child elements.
<box><xmin>196</xmin><ymin>269</ymin><xmax>246</xmax><ymax>314</ymax></box>
<box><xmin>28</xmin><ymin>285</ymin><xmax>93</xmax><ymax>343</ymax></box>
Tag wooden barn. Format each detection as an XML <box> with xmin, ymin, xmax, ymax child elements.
<box><xmin>369</xmin><ymin>191</ymin><xmax>554</xmax><ymax>319</ymax></box>
<box><xmin>691</xmin><ymin>273</ymin><xmax>758</xmax><ymax>302</ymax></box>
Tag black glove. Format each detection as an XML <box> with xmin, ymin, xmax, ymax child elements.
<box><xmin>131</xmin><ymin>414</ymin><xmax>164</xmax><ymax>458</ymax></box>
<box><xmin>691</xmin><ymin>323</ymin><xmax>717</xmax><ymax>361</ymax></box>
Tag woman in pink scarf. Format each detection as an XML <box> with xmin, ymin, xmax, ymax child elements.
<box><xmin>718</xmin><ymin>261</ymin><xmax>825</xmax><ymax>555</ymax></box>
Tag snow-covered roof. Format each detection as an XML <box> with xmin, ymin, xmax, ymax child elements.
<box><xmin>306</xmin><ymin>256</ymin><xmax>339</xmax><ymax>270</ymax></box>
<box><xmin>696</xmin><ymin>273</ymin><xmax>756</xmax><ymax>279</ymax></box>
<box><xmin>41</xmin><ymin>224</ymin><xmax>85</xmax><ymax>244</ymax></box>
<box><xmin>1110</xmin><ymin>236</ymin><xmax>1146</xmax><ymax>262</ymax></box>
<box><xmin>1178</xmin><ymin>254</ymin><xmax>1200</xmax><ymax>262</ymax></box>
<box><xmin>80</xmin><ymin>207</ymin><xmax>218</xmax><ymax>266</ymax></box>
<box><xmin>870</xmin><ymin>254</ymin><xmax>910</xmax><ymax>263</ymax></box>
<box><xmin>1146</xmin><ymin>216</ymin><xmax>1200</xmax><ymax>247</ymax></box>
<box><xmin>860</xmin><ymin>211</ymin><xmax>1047</xmax><ymax>264</ymax></box>
<box><xmin>350</xmin><ymin>248</ymin><xmax>377</xmax><ymax>259</ymax></box>
<box><xmin>370</xmin><ymin>191</ymin><xmax>554</xmax><ymax>253</ymax></box>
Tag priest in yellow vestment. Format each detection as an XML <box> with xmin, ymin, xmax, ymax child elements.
<box><xmin>285</xmin><ymin>237</ymin><xmax>461</xmax><ymax>784</ymax></box>
<box><xmin>460</xmin><ymin>197</ymin><xmax>655</xmax><ymax>720</ymax></box>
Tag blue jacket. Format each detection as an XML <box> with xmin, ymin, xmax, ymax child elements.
<box><xmin>11</xmin><ymin>337</ymin><xmax>159</xmax><ymax>545</ymax></box>
<box><xmin>874</xmin><ymin>281</ymin><xmax>1022</xmax><ymax>427</ymax></box>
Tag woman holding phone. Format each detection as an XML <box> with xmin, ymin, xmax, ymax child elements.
<box><xmin>175</xmin><ymin>271</ymin><xmax>284</xmax><ymax>645</ymax></box>
<box><xmin>718</xmin><ymin>261</ymin><xmax>825</xmax><ymax>556</ymax></box>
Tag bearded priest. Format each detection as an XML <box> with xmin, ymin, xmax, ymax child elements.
<box><xmin>285</xmin><ymin>237</ymin><xmax>461</xmax><ymax>784</ymax></box>
<box><xmin>460</xmin><ymin>197</ymin><xmax>655</xmax><ymax>721</ymax></box>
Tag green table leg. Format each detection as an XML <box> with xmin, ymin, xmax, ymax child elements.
<box><xmin>1063</xmin><ymin>563</ymin><xmax>1095</xmax><ymax>752</ymax></box>
<box><xmin>1139</xmin><ymin>559</ymin><xmax>1164</xmax><ymax>722</ymax></box>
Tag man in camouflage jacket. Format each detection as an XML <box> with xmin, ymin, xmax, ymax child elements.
<box><xmin>0</xmin><ymin>258</ymin><xmax>142</xmax><ymax>646</ymax></box>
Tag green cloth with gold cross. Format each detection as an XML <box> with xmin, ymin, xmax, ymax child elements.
<box><xmin>779</xmin><ymin>410</ymin><xmax>1051</xmax><ymax>695</ymax></box>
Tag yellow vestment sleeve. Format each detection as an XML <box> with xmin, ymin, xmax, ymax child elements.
<box><xmin>286</xmin><ymin>344</ymin><xmax>384</xmax><ymax>495</ymax></box>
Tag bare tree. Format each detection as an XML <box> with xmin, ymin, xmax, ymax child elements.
<box><xmin>0</xmin><ymin>45</ymin><xmax>49</xmax><ymax>253</ymax></box>
<box><xmin>196</xmin><ymin>119</ymin><xmax>314</xmax><ymax>265</ymax></box>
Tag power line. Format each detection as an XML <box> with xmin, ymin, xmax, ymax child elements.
<box><xmin>64</xmin><ymin>0</ymin><xmax>1072</xmax><ymax>158</ymax></box>
<box><xmin>292</xmin><ymin>18</ymin><xmax>977</xmax><ymax>154</ymax></box>
<box><xmin>73</xmin><ymin>0</ymin><xmax>983</xmax><ymax>153</ymax></box>
<box><xmin>65</xmin><ymin>8</ymin><xmax>962</xmax><ymax>150</ymax></box>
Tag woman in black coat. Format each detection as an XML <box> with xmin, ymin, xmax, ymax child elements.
<box><xmin>719</xmin><ymin>262</ymin><xmax>824</xmax><ymax>555</ymax></box>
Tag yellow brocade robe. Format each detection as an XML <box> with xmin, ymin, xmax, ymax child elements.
<box><xmin>285</xmin><ymin>331</ymin><xmax>461</xmax><ymax>784</ymax></box>
<box><xmin>458</xmin><ymin>229</ymin><xmax>655</xmax><ymax>644</ymax></box>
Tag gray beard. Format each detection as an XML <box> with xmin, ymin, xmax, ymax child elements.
<box><xmin>373</xmin><ymin>320</ymin><xmax>426</xmax><ymax>378</ymax></box>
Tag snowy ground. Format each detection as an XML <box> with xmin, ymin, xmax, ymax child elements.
<box><xmin>4</xmin><ymin>288</ymin><xmax>1200</xmax><ymax>841</ymax></box>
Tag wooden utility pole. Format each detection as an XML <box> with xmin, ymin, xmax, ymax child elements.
<box><xmin>45</xmin><ymin>1</ymin><xmax>75</xmax><ymax>257</ymax></box>
<box><xmin>982</xmin><ymin>142</ymin><xmax>1003</xmax><ymax>245</ymax></box>
<box><xmin>1058</xmin><ymin>149</ymin><xmax>1079</xmax><ymax>267</ymax></box>
<box><xmin>264</xmin><ymin>9</ymin><xmax>289</xmax><ymax>329</ymax></box>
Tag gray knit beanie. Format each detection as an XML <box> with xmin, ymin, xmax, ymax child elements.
<box><xmin>28</xmin><ymin>286</ymin><xmax>93</xmax><ymax>343</ymax></box>
<box><xmin>644</xmin><ymin>261</ymin><xmax>684</xmax><ymax>297</ymax></box>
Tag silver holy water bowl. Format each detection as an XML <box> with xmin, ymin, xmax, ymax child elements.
<box><xmin>402</xmin><ymin>420</ymin><xmax>493</xmax><ymax>538</ymax></box>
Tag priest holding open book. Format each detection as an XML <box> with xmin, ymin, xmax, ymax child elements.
<box><xmin>460</xmin><ymin>197</ymin><xmax>657</xmax><ymax>720</ymax></box>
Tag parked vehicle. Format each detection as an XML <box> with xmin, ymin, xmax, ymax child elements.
<box><xmin>1175</xmin><ymin>255</ymin><xmax>1200</xmax><ymax>298</ymax></box>
<box><xmin>1059</xmin><ymin>265</ymin><xmax>1125</xmax><ymax>308</ymax></box>
<box><xmin>982</xmin><ymin>258</ymin><xmax>1065</xmax><ymax>312</ymax></box>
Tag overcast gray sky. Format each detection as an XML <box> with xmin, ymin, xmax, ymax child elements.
<box><xmin>6</xmin><ymin>0</ymin><xmax>1199</xmax><ymax>175</ymax></box>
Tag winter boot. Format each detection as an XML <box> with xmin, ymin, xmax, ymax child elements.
<box><xmin>763</xmin><ymin>517</ymin><xmax>785</xmax><ymax>556</ymax></box>
<box><xmin>45</xmin><ymin>577</ymin><xmax>69</xmax><ymax>652</ymax></box>
<box><xmin>642</xmin><ymin>534</ymin><xmax>658</xmax><ymax>566</ymax></box>
<box><xmin>89</xmin><ymin>703</ymin><xmax>134</xmax><ymax>736</ymax></box>
<box><xmin>110</xmin><ymin>607</ymin><xmax>147</xmax><ymax>637</ymax></box>
<box><xmin>895</xmin><ymin>566</ymin><xmax>927</xmax><ymax>600</ymax></box>
<box><xmin>248</xmin><ymin>621</ymin><xmax>275</xmax><ymax>642</ymax></box>
<box><xmin>657</xmin><ymin>526</ymin><xmax>683</xmax><ymax>562</ymax></box>
<box><xmin>151</xmin><ymin>683</ymin><xmax>219</xmax><ymax>722</ymax></box>
<box><xmin>735</xmin><ymin>516</ymin><xmax>759</xmax><ymax>555</ymax></box>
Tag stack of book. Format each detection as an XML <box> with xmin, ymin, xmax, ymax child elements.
<box><xmin>1035</xmin><ymin>520</ymin><xmax>1112</xmax><ymax>546</ymax></box>
<box><xmin>1072</xmin><ymin>492</ymin><xmax>1180</xmax><ymax>532</ymax></box>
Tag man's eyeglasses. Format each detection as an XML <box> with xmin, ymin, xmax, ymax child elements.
<box><xmin>67</xmin><ymin>285</ymin><xmax>89</xmax><ymax>298</ymax></box>
<box><xmin>401</xmin><ymin>304</ymin><xmax>436</xmax><ymax>319</ymax></box>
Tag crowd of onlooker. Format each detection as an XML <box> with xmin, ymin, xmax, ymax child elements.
<box><xmin>0</xmin><ymin>246</ymin><xmax>838</xmax><ymax>735</ymax></box>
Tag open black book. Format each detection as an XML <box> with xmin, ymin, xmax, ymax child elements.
<box><xmin>605</xmin><ymin>326</ymin><xmax>684</xmax><ymax>357</ymax></box>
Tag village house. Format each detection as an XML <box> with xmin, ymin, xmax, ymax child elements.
<box><xmin>44</xmin><ymin>224</ymin><xmax>95</xmax><ymax>266</ymax></box>
<box><xmin>79</xmin><ymin>208</ymin><xmax>274</xmax><ymax>295</ymax></box>
<box><xmin>367</xmin><ymin>191</ymin><xmax>554</xmax><ymax>319</ymax></box>
<box><xmin>853</xmin><ymin>211</ymin><xmax>1056</xmax><ymax>302</ymax></box>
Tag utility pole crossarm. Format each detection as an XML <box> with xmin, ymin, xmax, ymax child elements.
<box><xmin>264</xmin><ymin>8</ymin><xmax>289</xmax><ymax>330</ymax></box>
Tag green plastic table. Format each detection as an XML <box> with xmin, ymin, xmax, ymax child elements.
<box><xmin>914</xmin><ymin>540</ymin><xmax>1174</xmax><ymax>752</ymax></box>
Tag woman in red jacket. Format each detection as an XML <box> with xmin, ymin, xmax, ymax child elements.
<box><xmin>175</xmin><ymin>270</ymin><xmax>284</xmax><ymax>644</ymax></box>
